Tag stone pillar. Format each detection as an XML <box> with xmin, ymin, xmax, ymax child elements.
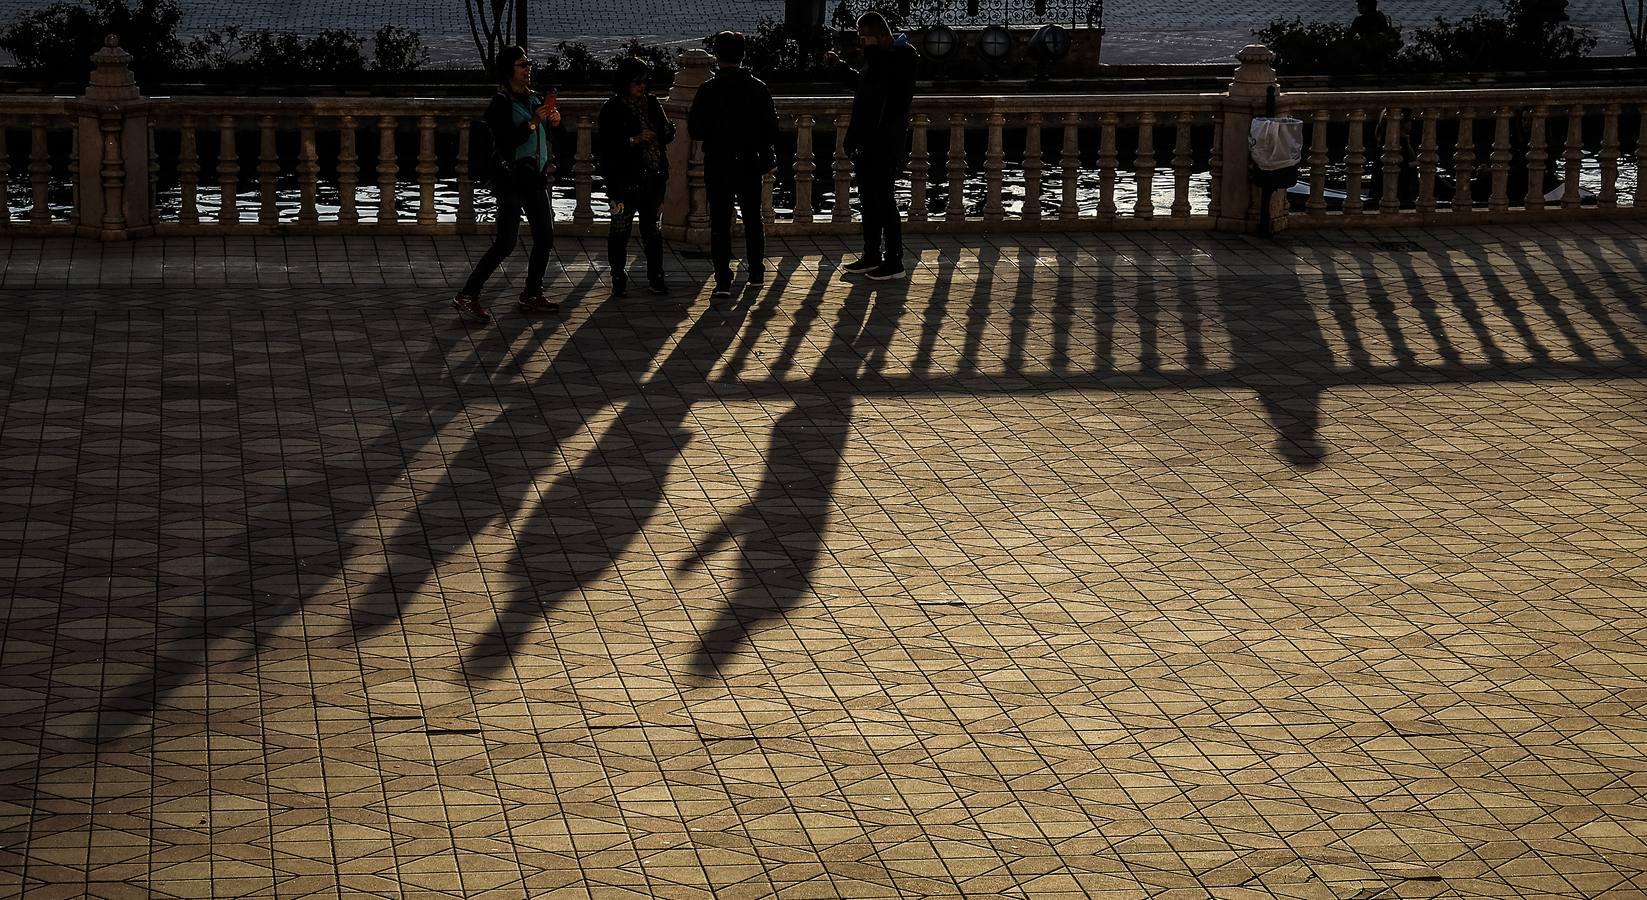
<box><xmin>1216</xmin><ymin>44</ymin><xmax>1277</xmax><ymax>234</ymax></box>
<box><xmin>73</xmin><ymin>35</ymin><xmax>152</xmax><ymax>240</ymax></box>
<box><xmin>661</xmin><ymin>49</ymin><xmax>714</xmax><ymax>248</ymax></box>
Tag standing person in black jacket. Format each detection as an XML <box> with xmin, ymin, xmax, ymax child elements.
<box><xmin>688</xmin><ymin>31</ymin><xmax>780</xmax><ymax>298</ymax></box>
<box><xmin>827</xmin><ymin>12</ymin><xmax>918</xmax><ymax>281</ymax></box>
<box><xmin>599</xmin><ymin>57</ymin><xmax>676</xmax><ymax>296</ymax></box>
<box><xmin>454</xmin><ymin>45</ymin><xmax>563</xmax><ymax>323</ymax></box>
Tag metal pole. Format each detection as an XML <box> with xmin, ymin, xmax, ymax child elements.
<box><xmin>516</xmin><ymin>0</ymin><xmax>528</xmax><ymax>49</ymax></box>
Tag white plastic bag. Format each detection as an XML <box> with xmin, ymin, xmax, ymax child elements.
<box><xmin>1249</xmin><ymin>117</ymin><xmax>1303</xmax><ymax>171</ymax></box>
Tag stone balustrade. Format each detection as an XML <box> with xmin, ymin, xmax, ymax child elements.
<box><xmin>2</xmin><ymin>39</ymin><xmax>1644</xmax><ymax>242</ymax></box>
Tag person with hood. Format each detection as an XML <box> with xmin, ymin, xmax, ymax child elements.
<box><xmin>599</xmin><ymin>57</ymin><xmax>676</xmax><ymax>296</ymax></box>
<box><xmin>827</xmin><ymin>11</ymin><xmax>918</xmax><ymax>281</ymax></box>
<box><xmin>688</xmin><ymin>30</ymin><xmax>781</xmax><ymax>298</ymax></box>
<box><xmin>453</xmin><ymin>44</ymin><xmax>563</xmax><ymax>323</ymax></box>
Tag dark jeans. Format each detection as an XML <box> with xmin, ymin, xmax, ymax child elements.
<box><xmin>607</xmin><ymin>173</ymin><xmax>666</xmax><ymax>280</ymax></box>
<box><xmin>855</xmin><ymin>152</ymin><xmax>903</xmax><ymax>263</ymax></box>
<box><xmin>463</xmin><ymin>168</ymin><xmax>554</xmax><ymax>297</ymax></box>
<box><xmin>705</xmin><ymin>164</ymin><xmax>764</xmax><ymax>282</ymax></box>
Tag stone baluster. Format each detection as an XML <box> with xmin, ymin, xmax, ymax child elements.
<box><xmin>1059</xmin><ymin>111</ymin><xmax>1080</xmax><ymax>222</ymax></box>
<box><xmin>908</xmin><ymin>113</ymin><xmax>929</xmax><ymax>223</ymax></box>
<box><xmin>416</xmin><ymin>114</ymin><xmax>439</xmax><ymax>225</ymax></box>
<box><xmin>1524</xmin><ymin>105</ymin><xmax>1548</xmax><ymax>209</ymax></box>
<box><xmin>832</xmin><ymin>113</ymin><xmax>853</xmax><ymax>224</ymax></box>
<box><xmin>762</xmin><ymin>169</ymin><xmax>776</xmax><ymax>226</ymax></box>
<box><xmin>1599</xmin><ymin>103</ymin><xmax>1619</xmax><ymax>209</ymax></box>
<box><xmin>1489</xmin><ymin>107</ymin><xmax>1512</xmax><ymax>212</ymax></box>
<box><xmin>67</xmin><ymin>134</ymin><xmax>78</xmax><ymax>226</ymax></box>
<box><xmin>1379</xmin><ymin>108</ymin><xmax>1403</xmax><ymax>214</ymax></box>
<box><xmin>337</xmin><ymin>116</ymin><xmax>359</xmax><ymax>226</ymax></box>
<box><xmin>1453</xmin><ymin>108</ymin><xmax>1475</xmax><ymax>213</ymax></box>
<box><xmin>1306</xmin><ymin>109</ymin><xmax>1329</xmax><ymax>216</ymax></box>
<box><xmin>29</xmin><ymin>115</ymin><xmax>52</xmax><ymax>225</ymax></box>
<box><xmin>1416</xmin><ymin>108</ymin><xmax>1439</xmax><ymax>214</ymax></box>
<box><xmin>376</xmin><ymin>116</ymin><xmax>398</xmax><ymax>225</ymax></box>
<box><xmin>1133</xmin><ymin>111</ymin><xmax>1156</xmax><ymax>220</ymax></box>
<box><xmin>687</xmin><ymin>138</ymin><xmax>710</xmax><ymax>234</ymax></box>
<box><xmin>1561</xmin><ymin>104</ymin><xmax>1583</xmax><ymax>210</ymax></box>
<box><xmin>97</xmin><ymin>113</ymin><xmax>126</xmax><ymax>236</ymax></box>
<box><xmin>572</xmin><ymin>114</ymin><xmax>594</xmax><ymax>225</ymax></box>
<box><xmin>218</xmin><ymin>115</ymin><xmax>239</xmax><ymax>225</ymax></box>
<box><xmin>1637</xmin><ymin>103</ymin><xmax>1647</xmax><ymax>209</ymax></box>
<box><xmin>983</xmin><ymin>110</ymin><xmax>1005</xmax><ymax>222</ymax></box>
<box><xmin>177</xmin><ymin>115</ymin><xmax>199</xmax><ymax>225</ymax></box>
<box><xmin>298</xmin><ymin>115</ymin><xmax>320</xmax><ymax>226</ymax></box>
<box><xmin>1171</xmin><ymin>111</ymin><xmax>1193</xmax><ymax>219</ymax></box>
<box><xmin>1022</xmin><ymin>113</ymin><xmax>1043</xmax><ymax>222</ymax></box>
<box><xmin>946</xmin><ymin>113</ymin><xmax>967</xmax><ymax>222</ymax></box>
<box><xmin>793</xmin><ymin>114</ymin><xmax>815</xmax><ymax>224</ymax></box>
<box><xmin>1343</xmin><ymin>109</ymin><xmax>1366</xmax><ymax>216</ymax></box>
<box><xmin>1092</xmin><ymin>111</ymin><xmax>1116</xmax><ymax>221</ymax></box>
<box><xmin>257</xmin><ymin>115</ymin><xmax>279</xmax><ymax>226</ymax></box>
<box><xmin>456</xmin><ymin>120</ymin><xmax>474</xmax><ymax>227</ymax></box>
<box><xmin>0</xmin><ymin>118</ymin><xmax>10</xmax><ymax>225</ymax></box>
<box><xmin>148</xmin><ymin>124</ymin><xmax>159</xmax><ymax>223</ymax></box>
<box><xmin>1207</xmin><ymin>113</ymin><xmax>1223</xmax><ymax>220</ymax></box>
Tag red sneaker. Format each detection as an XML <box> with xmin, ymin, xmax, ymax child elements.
<box><xmin>451</xmin><ymin>292</ymin><xmax>490</xmax><ymax>323</ymax></box>
<box><xmin>516</xmin><ymin>290</ymin><xmax>560</xmax><ymax>314</ymax></box>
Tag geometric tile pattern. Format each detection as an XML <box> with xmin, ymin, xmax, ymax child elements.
<box><xmin>1</xmin><ymin>224</ymin><xmax>1645</xmax><ymax>899</ymax></box>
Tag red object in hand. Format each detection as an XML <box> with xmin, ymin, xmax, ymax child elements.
<box><xmin>542</xmin><ymin>90</ymin><xmax>557</xmax><ymax>112</ymax></box>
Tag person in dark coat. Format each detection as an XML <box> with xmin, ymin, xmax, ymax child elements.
<box><xmin>453</xmin><ymin>44</ymin><xmax>562</xmax><ymax>323</ymax></box>
<box><xmin>599</xmin><ymin>57</ymin><xmax>676</xmax><ymax>296</ymax></box>
<box><xmin>688</xmin><ymin>31</ymin><xmax>780</xmax><ymax>297</ymax></box>
<box><xmin>827</xmin><ymin>12</ymin><xmax>918</xmax><ymax>281</ymax></box>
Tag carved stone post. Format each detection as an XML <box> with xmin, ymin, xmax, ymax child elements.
<box><xmin>1215</xmin><ymin>45</ymin><xmax>1276</xmax><ymax>233</ymax></box>
<box><xmin>74</xmin><ymin>35</ymin><xmax>152</xmax><ymax>239</ymax></box>
<box><xmin>661</xmin><ymin>49</ymin><xmax>714</xmax><ymax>246</ymax></box>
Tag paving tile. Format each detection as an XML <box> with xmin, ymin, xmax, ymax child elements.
<box><xmin>0</xmin><ymin>224</ymin><xmax>1644</xmax><ymax>898</ymax></box>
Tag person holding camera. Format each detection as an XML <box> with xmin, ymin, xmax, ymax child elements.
<box><xmin>599</xmin><ymin>57</ymin><xmax>677</xmax><ymax>297</ymax></box>
<box><xmin>826</xmin><ymin>12</ymin><xmax>918</xmax><ymax>282</ymax></box>
<box><xmin>452</xmin><ymin>45</ymin><xmax>562</xmax><ymax>323</ymax></box>
<box><xmin>688</xmin><ymin>31</ymin><xmax>780</xmax><ymax>298</ymax></box>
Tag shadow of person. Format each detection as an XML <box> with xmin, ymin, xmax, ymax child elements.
<box><xmin>680</xmin><ymin>279</ymin><xmax>910</xmax><ymax>678</ymax></box>
<box><xmin>459</xmin><ymin>265</ymin><xmax>821</xmax><ymax>679</ymax></box>
<box><xmin>1222</xmin><ymin>269</ymin><xmax>1331</xmax><ymax>469</ymax></box>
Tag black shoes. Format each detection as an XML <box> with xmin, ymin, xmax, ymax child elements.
<box><xmin>865</xmin><ymin>259</ymin><xmax>907</xmax><ymax>281</ymax></box>
<box><xmin>710</xmin><ymin>278</ymin><xmax>733</xmax><ymax>298</ymax></box>
<box><xmin>612</xmin><ymin>271</ymin><xmax>628</xmax><ymax>297</ymax></box>
<box><xmin>748</xmin><ymin>264</ymin><xmax>767</xmax><ymax>284</ymax></box>
<box><xmin>647</xmin><ymin>276</ymin><xmax>670</xmax><ymax>295</ymax></box>
<box><xmin>841</xmin><ymin>255</ymin><xmax>879</xmax><ymax>274</ymax></box>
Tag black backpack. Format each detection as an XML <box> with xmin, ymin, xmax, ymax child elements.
<box><xmin>469</xmin><ymin>92</ymin><xmax>515</xmax><ymax>188</ymax></box>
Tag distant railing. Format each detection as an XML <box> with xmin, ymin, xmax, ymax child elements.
<box><xmin>1283</xmin><ymin>87</ymin><xmax>1647</xmax><ymax>223</ymax></box>
<box><xmin>2</xmin><ymin>38</ymin><xmax>1644</xmax><ymax>242</ymax></box>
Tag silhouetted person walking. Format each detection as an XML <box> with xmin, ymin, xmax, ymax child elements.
<box><xmin>827</xmin><ymin>12</ymin><xmax>917</xmax><ymax>281</ymax></box>
<box><xmin>688</xmin><ymin>31</ymin><xmax>780</xmax><ymax>298</ymax></box>
<box><xmin>454</xmin><ymin>45</ymin><xmax>562</xmax><ymax>322</ymax></box>
<box><xmin>599</xmin><ymin>57</ymin><xmax>676</xmax><ymax>296</ymax></box>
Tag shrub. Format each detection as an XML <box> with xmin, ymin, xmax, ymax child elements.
<box><xmin>535</xmin><ymin>40</ymin><xmax>679</xmax><ymax>89</ymax></box>
<box><xmin>183</xmin><ymin>26</ymin><xmax>370</xmax><ymax>80</ymax></box>
<box><xmin>372</xmin><ymin>24</ymin><xmax>428</xmax><ymax>74</ymax></box>
<box><xmin>716</xmin><ymin>17</ymin><xmax>833</xmax><ymax>81</ymax></box>
<box><xmin>1</xmin><ymin>0</ymin><xmax>182</xmax><ymax>80</ymax></box>
<box><xmin>1401</xmin><ymin>0</ymin><xmax>1595</xmax><ymax>70</ymax></box>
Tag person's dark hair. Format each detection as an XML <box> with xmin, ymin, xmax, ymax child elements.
<box><xmin>713</xmin><ymin>30</ymin><xmax>746</xmax><ymax>65</ymax></box>
<box><xmin>612</xmin><ymin>56</ymin><xmax>650</xmax><ymax>93</ymax></box>
<box><xmin>857</xmin><ymin>11</ymin><xmax>892</xmax><ymax>39</ymax></box>
<box><xmin>494</xmin><ymin>45</ymin><xmax>527</xmax><ymax>83</ymax></box>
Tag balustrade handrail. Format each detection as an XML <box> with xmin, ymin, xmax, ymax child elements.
<box><xmin>776</xmin><ymin>92</ymin><xmax>1227</xmax><ymax>118</ymax></box>
<box><xmin>143</xmin><ymin>95</ymin><xmax>606</xmax><ymax>122</ymax></box>
<box><xmin>1285</xmin><ymin>85</ymin><xmax>1647</xmax><ymax>110</ymax></box>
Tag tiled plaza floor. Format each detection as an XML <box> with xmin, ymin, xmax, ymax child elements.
<box><xmin>1</xmin><ymin>223</ymin><xmax>1645</xmax><ymax>899</ymax></box>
